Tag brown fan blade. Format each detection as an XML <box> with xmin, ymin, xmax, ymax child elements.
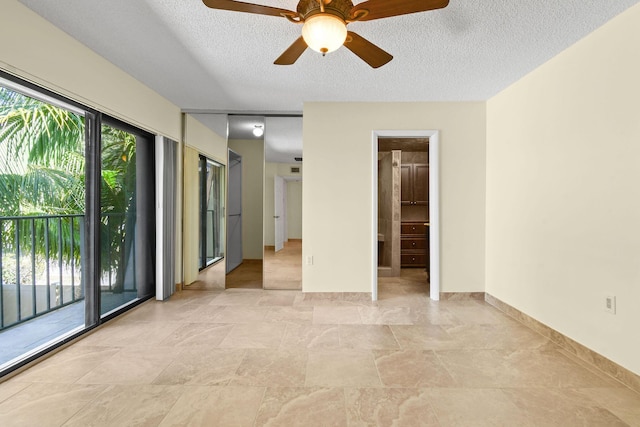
<box><xmin>352</xmin><ymin>0</ymin><xmax>449</xmax><ymax>21</ymax></box>
<box><xmin>274</xmin><ymin>37</ymin><xmax>308</xmax><ymax>65</ymax></box>
<box><xmin>344</xmin><ymin>31</ymin><xmax>393</xmax><ymax>68</ymax></box>
<box><xmin>202</xmin><ymin>0</ymin><xmax>295</xmax><ymax>17</ymax></box>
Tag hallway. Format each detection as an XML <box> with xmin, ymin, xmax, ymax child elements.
<box><xmin>0</xmin><ymin>277</ymin><xmax>638</xmax><ymax>426</ymax></box>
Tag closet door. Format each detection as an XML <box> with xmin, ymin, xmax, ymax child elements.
<box><xmin>413</xmin><ymin>163</ymin><xmax>429</xmax><ymax>206</ymax></box>
<box><xmin>400</xmin><ymin>164</ymin><xmax>412</xmax><ymax>205</ymax></box>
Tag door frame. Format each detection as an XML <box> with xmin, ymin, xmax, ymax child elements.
<box><xmin>371</xmin><ymin>130</ymin><xmax>440</xmax><ymax>301</ymax></box>
<box><xmin>274</xmin><ymin>175</ymin><xmax>285</xmax><ymax>252</ymax></box>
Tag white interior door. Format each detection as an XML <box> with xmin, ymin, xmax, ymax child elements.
<box><xmin>226</xmin><ymin>150</ymin><xmax>242</xmax><ymax>273</ymax></box>
<box><xmin>274</xmin><ymin>175</ymin><xmax>285</xmax><ymax>252</ymax></box>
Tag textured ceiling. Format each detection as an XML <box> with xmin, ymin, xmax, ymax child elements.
<box><xmin>18</xmin><ymin>0</ymin><xmax>640</xmax><ymax>112</ymax></box>
<box><xmin>16</xmin><ymin>0</ymin><xmax>640</xmax><ymax>158</ymax></box>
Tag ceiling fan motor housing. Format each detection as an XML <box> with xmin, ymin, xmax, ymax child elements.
<box><xmin>297</xmin><ymin>0</ymin><xmax>354</xmax><ymax>21</ymax></box>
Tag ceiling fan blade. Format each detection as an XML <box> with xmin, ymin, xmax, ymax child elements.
<box><xmin>344</xmin><ymin>31</ymin><xmax>393</xmax><ymax>68</ymax></box>
<box><xmin>202</xmin><ymin>0</ymin><xmax>294</xmax><ymax>17</ymax></box>
<box><xmin>352</xmin><ymin>0</ymin><xmax>449</xmax><ymax>21</ymax></box>
<box><xmin>274</xmin><ymin>37</ymin><xmax>308</xmax><ymax>65</ymax></box>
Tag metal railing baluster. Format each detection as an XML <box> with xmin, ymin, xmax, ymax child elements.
<box><xmin>31</xmin><ymin>218</ymin><xmax>36</xmax><ymax>317</ymax></box>
<box><xmin>58</xmin><ymin>217</ymin><xmax>63</xmax><ymax>305</ymax></box>
<box><xmin>45</xmin><ymin>217</ymin><xmax>50</xmax><ymax>311</ymax></box>
<box><xmin>70</xmin><ymin>217</ymin><xmax>75</xmax><ymax>302</ymax></box>
<box><xmin>15</xmin><ymin>219</ymin><xmax>21</xmax><ymax>322</ymax></box>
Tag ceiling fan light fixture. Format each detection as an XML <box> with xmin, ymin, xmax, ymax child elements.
<box><xmin>253</xmin><ymin>125</ymin><xmax>264</xmax><ymax>137</ymax></box>
<box><xmin>301</xmin><ymin>13</ymin><xmax>347</xmax><ymax>55</ymax></box>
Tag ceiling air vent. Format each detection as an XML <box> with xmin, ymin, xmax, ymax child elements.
<box><xmin>291</xmin><ymin>167</ymin><xmax>301</xmax><ymax>174</ymax></box>
<box><xmin>294</xmin><ymin>157</ymin><xmax>302</xmax><ymax>162</ymax></box>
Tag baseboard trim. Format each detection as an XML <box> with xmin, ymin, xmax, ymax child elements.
<box><xmin>297</xmin><ymin>292</ymin><xmax>373</xmax><ymax>303</ymax></box>
<box><xmin>485</xmin><ymin>293</ymin><xmax>640</xmax><ymax>395</ymax></box>
<box><xmin>439</xmin><ymin>292</ymin><xmax>485</xmax><ymax>301</ymax></box>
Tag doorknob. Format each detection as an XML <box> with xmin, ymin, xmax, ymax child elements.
<box><xmin>274</xmin><ymin>216</ymin><xmax>280</xmax><ymax>218</ymax></box>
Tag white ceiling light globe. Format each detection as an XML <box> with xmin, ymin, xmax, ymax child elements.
<box><xmin>301</xmin><ymin>14</ymin><xmax>347</xmax><ymax>55</ymax></box>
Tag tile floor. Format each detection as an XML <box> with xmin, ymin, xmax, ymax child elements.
<box><xmin>0</xmin><ymin>270</ymin><xmax>639</xmax><ymax>426</ymax></box>
<box><xmin>226</xmin><ymin>260</ymin><xmax>263</xmax><ymax>289</ymax></box>
<box><xmin>264</xmin><ymin>240</ymin><xmax>302</xmax><ymax>290</ymax></box>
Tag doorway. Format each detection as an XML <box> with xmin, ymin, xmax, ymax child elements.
<box><xmin>372</xmin><ymin>130</ymin><xmax>440</xmax><ymax>301</ymax></box>
<box><xmin>226</xmin><ymin>149</ymin><xmax>243</xmax><ymax>273</ymax></box>
<box><xmin>264</xmin><ymin>174</ymin><xmax>302</xmax><ymax>289</ymax></box>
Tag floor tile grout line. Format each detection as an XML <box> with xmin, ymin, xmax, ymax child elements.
<box><xmin>432</xmin><ymin>349</ymin><xmax>461</xmax><ymax>389</ymax></box>
<box><xmin>60</xmin><ymin>383</ymin><xmax>114</xmax><ymax>427</ymax></box>
<box><xmin>153</xmin><ymin>384</ymin><xmax>185</xmax><ymax>427</ymax></box>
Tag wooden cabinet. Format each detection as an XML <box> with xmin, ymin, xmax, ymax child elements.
<box><xmin>401</xmin><ymin>163</ymin><xmax>428</xmax><ymax>206</ymax></box>
<box><xmin>401</xmin><ymin>221</ymin><xmax>429</xmax><ymax>268</ymax></box>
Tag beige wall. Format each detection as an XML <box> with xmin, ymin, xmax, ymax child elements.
<box><xmin>185</xmin><ymin>115</ymin><xmax>228</xmax><ymax>165</ymax></box>
<box><xmin>486</xmin><ymin>4</ymin><xmax>640</xmax><ymax>374</ymax></box>
<box><xmin>264</xmin><ymin>162</ymin><xmax>303</xmax><ymax>246</ymax></box>
<box><xmin>0</xmin><ymin>1</ymin><xmax>180</xmax><ymax>140</ymax></box>
<box><xmin>182</xmin><ymin>146</ymin><xmax>201</xmax><ymax>286</ymax></box>
<box><xmin>228</xmin><ymin>139</ymin><xmax>264</xmax><ymax>260</ymax></box>
<box><xmin>287</xmin><ymin>180</ymin><xmax>303</xmax><ymax>240</ymax></box>
<box><xmin>302</xmin><ymin>102</ymin><xmax>486</xmax><ymax>293</ymax></box>
<box><xmin>182</xmin><ymin>115</ymin><xmax>228</xmax><ymax>286</ymax></box>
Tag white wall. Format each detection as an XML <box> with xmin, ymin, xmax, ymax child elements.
<box><xmin>302</xmin><ymin>102</ymin><xmax>486</xmax><ymax>293</ymax></box>
<box><xmin>486</xmin><ymin>4</ymin><xmax>640</xmax><ymax>375</ymax></box>
<box><xmin>228</xmin><ymin>139</ymin><xmax>264</xmax><ymax>260</ymax></box>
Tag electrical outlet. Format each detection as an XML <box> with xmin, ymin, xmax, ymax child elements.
<box><xmin>604</xmin><ymin>295</ymin><xmax>616</xmax><ymax>314</ymax></box>
<box><xmin>306</xmin><ymin>255</ymin><xmax>313</xmax><ymax>266</ymax></box>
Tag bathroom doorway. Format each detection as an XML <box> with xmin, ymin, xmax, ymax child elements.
<box><xmin>372</xmin><ymin>130</ymin><xmax>440</xmax><ymax>301</ymax></box>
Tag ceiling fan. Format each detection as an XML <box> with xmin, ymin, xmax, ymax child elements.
<box><xmin>202</xmin><ymin>0</ymin><xmax>449</xmax><ymax>68</ymax></box>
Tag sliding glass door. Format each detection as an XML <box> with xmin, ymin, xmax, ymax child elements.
<box><xmin>99</xmin><ymin>120</ymin><xmax>155</xmax><ymax>316</ymax></box>
<box><xmin>0</xmin><ymin>72</ymin><xmax>156</xmax><ymax>375</ymax></box>
<box><xmin>0</xmin><ymin>79</ymin><xmax>87</xmax><ymax>368</ymax></box>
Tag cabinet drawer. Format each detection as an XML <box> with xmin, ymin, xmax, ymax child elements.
<box><xmin>401</xmin><ymin>238</ymin><xmax>427</xmax><ymax>250</ymax></box>
<box><xmin>401</xmin><ymin>254</ymin><xmax>427</xmax><ymax>266</ymax></box>
<box><xmin>401</xmin><ymin>223</ymin><xmax>427</xmax><ymax>235</ymax></box>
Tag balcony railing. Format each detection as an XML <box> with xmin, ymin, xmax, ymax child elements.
<box><xmin>0</xmin><ymin>214</ymin><xmax>84</xmax><ymax>331</ymax></box>
<box><xmin>0</xmin><ymin>212</ymin><xmax>139</xmax><ymax>331</ymax></box>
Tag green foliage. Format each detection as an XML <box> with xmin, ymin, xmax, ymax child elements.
<box><xmin>99</xmin><ymin>124</ymin><xmax>137</xmax><ymax>291</ymax></box>
<box><xmin>0</xmin><ymin>86</ymin><xmax>85</xmax><ymax>217</ymax></box>
<box><xmin>0</xmin><ymin>86</ymin><xmax>136</xmax><ymax>292</ymax></box>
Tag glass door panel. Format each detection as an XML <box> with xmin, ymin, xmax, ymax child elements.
<box><xmin>0</xmin><ymin>83</ymin><xmax>86</xmax><ymax>368</ymax></box>
<box><xmin>99</xmin><ymin>123</ymin><xmax>138</xmax><ymax>315</ymax></box>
